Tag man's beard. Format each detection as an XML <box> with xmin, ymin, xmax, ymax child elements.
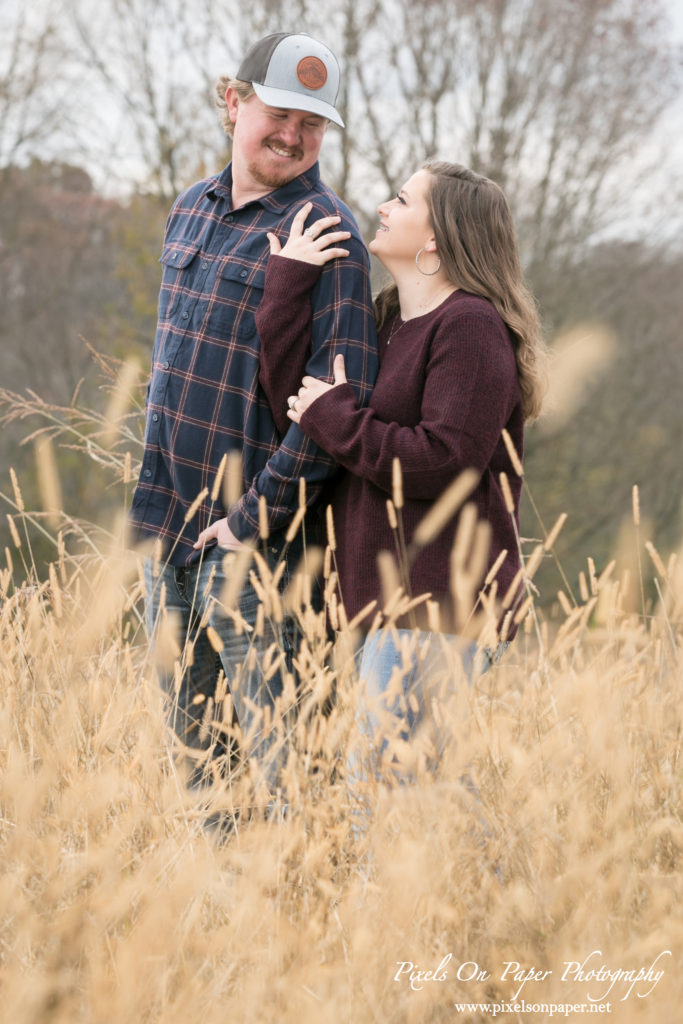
<box><xmin>246</xmin><ymin>163</ymin><xmax>294</xmax><ymax>190</ymax></box>
<box><xmin>246</xmin><ymin>141</ymin><xmax>305</xmax><ymax>190</ymax></box>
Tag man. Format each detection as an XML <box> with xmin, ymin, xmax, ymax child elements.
<box><xmin>131</xmin><ymin>33</ymin><xmax>378</xmax><ymax>801</ymax></box>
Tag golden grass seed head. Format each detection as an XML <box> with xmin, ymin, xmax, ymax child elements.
<box><xmin>102</xmin><ymin>358</ymin><xmax>140</xmax><ymax>446</ymax></box>
<box><xmin>499</xmin><ymin>608</ymin><xmax>512</xmax><ymax>640</ymax></box>
<box><xmin>35</xmin><ymin>435</ymin><xmax>63</xmax><ymax>527</ymax></box>
<box><xmin>9</xmin><ymin>466</ymin><xmax>24</xmax><ymax>511</ymax></box>
<box><xmin>252</xmin><ymin>549</ymin><xmax>273</xmax><ymax>587</ymax></box>
<box><xmin>392</xmin><ymin>457</ymin><xmax>404</xmax><ymax>510</ymax></box>
<box><xmin>501</xmin><ymin>427</ymin><xmax>524</xmax><ymax>476</ymax></box>
<box><xmin>347</xmin><ymin>599</ymin><xmax>377</xmax><ymax>631</ymax></box>
<box><xmin>211</xmin><ymin>453</ymin><xmax>228</xmax><ymax>502</ymax></box>
<box><xmin>326</xmin><ymin>504</ymin><xmax>337</xmax><ymax>550</ymax></box>
<box><xmin>499</xmin><ymin>471</ymin><xmax>515</xmax><ymax>515</ymax></box>
<box><xmin>485</xmin><ymin>548</ymin><xmax>508</xmax><ymax>587</ymax></box>
<box><xmin>632</xmin><ymin>483</ymin><xmax>641</xmax><ymax>526</ymax></box>
<box><xmin>48</xmin><ymin>562</ymin><xmax>63</xmax><ymax>619</ymax></box>
<box><xmin>469</xmin><ymin>519</ymin><xmax>492</xmax><ymax>584</ymax></box>
<box><xmin>223</xmin><ymin>450</ymin><xmax>244</xmax><ymax>508</ymax></box>
<box><xmin>377</xmin><ymin>551</ymin><xmax>402</xmax><ymax>610</ymax></box>
<box><xmin>544</xmin><ymin>512</ymin><xmax>567</xmax><ymax>551</ymax></box>
<box><xmin>501</xmin><ymin>568</ymin><xmax>524</xmax><ymax>609</ymax></box>
<box><xmin>183</xmin><ymin>487</ymin><xmax>209</xmax><ymax>523</ymax></box>
<box><xmin>198</xmin><ymin>695</ymin><xmax>214</xmax><ymax>743</ymax></box>
<box><xmin>258</xmin><ymin>494</ymin><xmax>269</xmax><ymax>540</ymax></box>
<box><xmin>524</xmin><ymin>543</ymin><xmax>546</xmax><ymax>581</ymax></box>
<box><xmin>6</xmin><ymin>514</ymin><xmax>21</xmax><ymax>548</ymax></box>
<box><xmin>412</xmin><ymin>468</ymin><xmax>478</xmax><ymax>548</ymax></box>
<box><xmin>285</xmin><ymin>505</ymin><xmax>306</xmax><ymax>543</ymax></box>
<box><xmin>427</xmin><ymin>600</ymin><xmax>441</xmax><ymax>632</ymax></box>
<box><xmin>519</xmin><ymin>595</ymin><xmax>535</xmax><ymax>628</ymax></box>
<box><xmin>451</xmin><ymin>502</ymin><xmax>477</xmax><ymax>570</ymax></box>
<box><xmin>219</xmin><ymin>546</ymin><xmax>254</xmax><ymax>610</ymax></box>
<box><xmin>328</xmin><ymin>591</ymin><xmax>339</xmax><ymax>630</ymax></box>
<box><xmin>645</xmin><ymin>541</ymin><xmax>667</xmax><ymax>579</ymax></box>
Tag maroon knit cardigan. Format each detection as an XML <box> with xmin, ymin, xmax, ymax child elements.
<box><xmin>256</xmin><ymin>257</ymin><xmax>525</xmax><ymax>635</ymax></box>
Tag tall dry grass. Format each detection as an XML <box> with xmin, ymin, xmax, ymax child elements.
<box><xmin>0</xmin><ymin>390</ymin><xmax>682</xmax><ymax>1023</ymax></box>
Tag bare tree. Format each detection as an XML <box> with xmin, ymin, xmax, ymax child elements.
<box><xmin>6</xmin><ymin>0</ymin><xmax>676</xmax><ymax>268</ymax></box>
<box><xmin>347</xmin><ymin>0</ymin><xmax>681</xmax><ymax>271</ymax></box>
<box><xmin>67</xmin><ymin>0</ymin><xmax>227</xmax><ymax>200</ymax></box>
<box><xmin>0</xmin><ymin>1</ymin><xmax>78</xmax><ymax>192</ymax></box>
<box><xmin>66</xmin><ymin>0</ymin><xmax>353</xmax><ymax>199</ymax></box>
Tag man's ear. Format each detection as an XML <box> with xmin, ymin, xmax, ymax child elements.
<box><xmin>225</xmin><ymin>86</ymin><xmax>240</xmax><ymax>125</ymax></box>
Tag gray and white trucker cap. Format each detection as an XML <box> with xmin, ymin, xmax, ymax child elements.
<box><xmin>236</xmin><ymin>33</ymin><xmax>344</xmax><ymax>127</ymax></box>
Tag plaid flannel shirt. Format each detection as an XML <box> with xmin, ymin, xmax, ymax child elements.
<box><xmin>130</xmin><ymin>161</ymin><xmax>378</xmax><ymax>565</ymax></box>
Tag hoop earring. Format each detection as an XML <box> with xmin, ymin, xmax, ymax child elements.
<box><xmin>416</xmin><ymin>247</ymin><xmax>441</xmax><ymax>276</ymax></box>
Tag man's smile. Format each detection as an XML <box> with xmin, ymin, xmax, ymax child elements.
<box><xmin>265</xmin><ymin>141</ymin><xmax>303</xmax><ymax>160</ymax></box>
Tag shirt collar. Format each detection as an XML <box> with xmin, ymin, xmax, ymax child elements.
<box><xmin>204</xmin><ymin>162</ymin><xmax>321</xmax><ymax>211</ymax></box>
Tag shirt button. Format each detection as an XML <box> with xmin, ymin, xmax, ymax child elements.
<box><xmin>144</xmin><ymin>469</ymin><xmax>152</xmax><ymax>477</ymax></box>
<box><xmin>239</xmin><ymin>270</ymin><xmax>247</xmax><ymax>278</ymax></box>
<box><xmin>226</xmin><ymin>214</ymin><xmax>234</xmax><ymax>222</ymax></box>
<box><xmin>152</xmin><ymin>413</ymin><xmax>159</xmax><ymax>422</ymax></box>
<box><xmin>163</xmin><ymin>360</ymin><xmax>170</xmax><ymax>369</ymax></box>
<box><xmin>182</xmin><ymin>310</ymin><xmax>189</xmax><ymax>319</ymax></box>
<box><xmin>202</xmin><ymin>261</ymin><xmax>209</xmax><ymax>270</ymax></box>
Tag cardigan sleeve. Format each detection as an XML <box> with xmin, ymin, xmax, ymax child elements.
<box><xmin>255</xmin><ymin>256</ymin><xmax>323</xmax><ymax>436</ymax></box>
<box><xmin>227</xmin><ymin>222</ymin><xmax>378</xmax><ymax>541</ymax></box>
<box><xmin>299</xmin><ymin>308</ymin><xmax>521</xmax><ymax>500</ymax></box>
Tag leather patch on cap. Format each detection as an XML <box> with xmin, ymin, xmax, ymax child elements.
<box><xmin>296</xmin><ymin>56</ymin><xmax>327</xmax><ymax>91</ymax></box>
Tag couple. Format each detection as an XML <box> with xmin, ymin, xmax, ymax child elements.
<box><xmin>131</xmin><ymin>31</ymin><xmax>545</xmax><ymax>800</ymax></box>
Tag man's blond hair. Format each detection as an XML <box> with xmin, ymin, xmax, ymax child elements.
<box><xmin>215</xmin><ymin>77</ymin><xmax>255</xmax><ymax>138</ymax></box>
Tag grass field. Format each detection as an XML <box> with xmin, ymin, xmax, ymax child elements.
<box><xmin>1</xmin><ymin>446</ymin><xmax>681</xmax><ymax>1023</ymax></box>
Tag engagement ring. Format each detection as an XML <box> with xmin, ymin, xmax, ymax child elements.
<box><xmin>304</xmin><ymin>227</ymin><xmax>315</xmax><ymax>237</ymax></box>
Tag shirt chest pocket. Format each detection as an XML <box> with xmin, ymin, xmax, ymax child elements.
<box><xmin>204</xmin><ymin>261</ymin><xmax>266</xmax><ymax>341</ymax></box>
<box><xmin>158</xmin><ymin>242</ymin><xmax>202</xmax><ymax>321</ymax></box>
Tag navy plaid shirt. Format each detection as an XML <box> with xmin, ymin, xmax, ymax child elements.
<box><xmin>130</xmin><ymin>161</ymin><xmax>378</xmax><ymax>565</ymax></box>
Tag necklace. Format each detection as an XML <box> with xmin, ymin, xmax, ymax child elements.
<box><xmin>387</xmin><ymin>314</ymin><xmax>406</xmax><ymax>345</ymax></box>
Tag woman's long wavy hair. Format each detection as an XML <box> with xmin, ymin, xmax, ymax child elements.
<box><xmin>374</xmin><ymin>161</ymin><xmax>547</xmax><ymax>421</ymax></box>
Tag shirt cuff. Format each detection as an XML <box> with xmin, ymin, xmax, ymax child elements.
<box><xmin>226</xmin><ymin>501</ymin><xmax>258</xmax><ymax>542</ymax></box>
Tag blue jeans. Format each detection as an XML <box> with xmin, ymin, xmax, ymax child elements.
<box><xmin>144</xmin><ymin>544</ymin><xmax>299</xmax><ymax>794</ymax></box>
<box><xmin>357</xmin><ymin>628</ymin><xmax>508</xmax><ymax>776</ymax></box>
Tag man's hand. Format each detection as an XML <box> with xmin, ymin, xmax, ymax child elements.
<box><xmin>193</xmin><ymin>517</ymin><xmax>245</xmax><ymax>551</ymax></box>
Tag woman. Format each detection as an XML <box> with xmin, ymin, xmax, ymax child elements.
<box><xmin>256</xmin><ymin>161</ymin><xmax>546</xmax><ymax>763</ymax></box>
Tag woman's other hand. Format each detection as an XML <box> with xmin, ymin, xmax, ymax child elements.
<box><xmin>266</xmin><ymin>202</ymin><xmax>351</xmax><ymax>265</ymax></box>
<box><xmin>287</xmin><ymin>353</ymin><xmax>348</xmax><ymax>423</ymax></box>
